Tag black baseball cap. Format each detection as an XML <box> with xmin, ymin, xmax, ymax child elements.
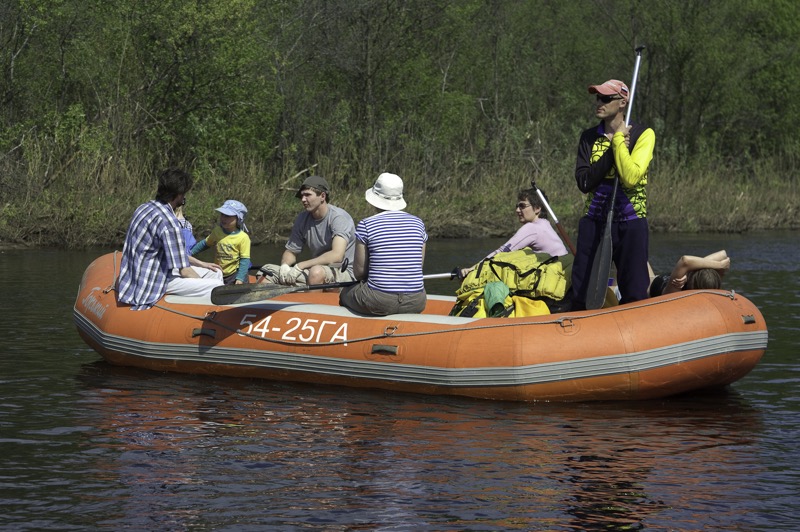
<box><xmin>295</xmin><ymin>175</ymin><xmax>330</xmax><ymax>197</ymax></box>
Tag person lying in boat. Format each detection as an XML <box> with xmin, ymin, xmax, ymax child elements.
<box><xmin>339</xmin><ymin>173</ymin><xmax>428</xmax><ymax>316</ymax></box>
<box><xmin>117</xmin><ymin>167</ymin><xmax>224</xmax><ymax>310</ymax></box>
<box><xmin>459</xmin><ymin>187</ymin><xmax>569</xmax><ymax>278</ymax></box>
<box><xmin>190</xmin><ymin>200</ymin><xmax>252</xmax><ymax>285</ymax></box>
<box><xmin>648</xmin><ymin>250</ymin><xmax>730</xmax><ymax>297</ymax></box>
<box><xmin>256</xmin><ymin>175</ymin><xmax>356</xmax><ymax>287</ymax></box>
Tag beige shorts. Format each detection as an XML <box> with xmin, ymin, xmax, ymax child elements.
<box><xmin>256</xmin><ymin>263</ymin><xmax>354</xmax><ymax>286</ymax></box>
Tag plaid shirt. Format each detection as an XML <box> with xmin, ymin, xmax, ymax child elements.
<box><xmin>117</xmin><ymin>200</ymin><xmax>189</xmax><ymax>310</ymax></box>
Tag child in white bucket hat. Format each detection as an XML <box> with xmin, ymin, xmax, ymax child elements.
<box><xmin>190</xmin><ymin>199</ymin><xmax>252</xmax><ymax>285</ymax></box>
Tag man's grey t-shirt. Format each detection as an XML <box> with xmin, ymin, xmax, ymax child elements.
<box><xmin>285</xmin><ymin>204</ymin><xmax>356</xmax><ymax>274</ymax></box>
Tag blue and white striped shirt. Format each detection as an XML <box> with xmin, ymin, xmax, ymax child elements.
<box><xmin>357</xmin><ymin>210</ymin><xmax>428</xmax><ymax>293</ymax></box>
<box><xmin>118</xmin><ymin>200</ymin><xmax>189</xmax><ymax>310</ymax></box>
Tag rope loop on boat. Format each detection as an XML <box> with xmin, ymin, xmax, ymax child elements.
<box><xmin>153</xmin><ymin>288</ymin><xmax>741</xmax><ymax>347</ymax></box>
<box><xmin>103</xmin><ymin>250</ymin><xmax>121</xmax><ymax>294</ymax></box>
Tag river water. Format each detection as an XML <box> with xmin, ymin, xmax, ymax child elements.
<box><xmin>1</xmin><ymin>231</ymin><xmax>798</xmax><ymax>530</ymax></box>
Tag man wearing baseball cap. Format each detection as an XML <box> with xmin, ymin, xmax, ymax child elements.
<box><xmin>257</xmin><ymin>175</ymin><xmax>356</xmax><ymax>287</ymax></box>
<box><xmin>570</xmin><ymin>78</ymin><xmax>656</xmax><ymax>309</ymax></box>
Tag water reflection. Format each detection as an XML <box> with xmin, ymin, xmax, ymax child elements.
<box><xmin>555</xmin><ymin>395</ymin><xmax>764</xmax><ymax>530</ymax></box>
<box><xmin>1</xmin><ymin>233</ymin><xmax>798</xmax><ymax>529</ymax></box>
<box><xmin>74</xmin><ymin>362</ymin><xmax>767</xmax><ymax>529</ymax></box>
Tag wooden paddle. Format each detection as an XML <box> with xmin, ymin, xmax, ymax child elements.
<box><xmin>211</xmin><ymin>280</ymin><xmax>356</xmax><ymax>305</ymax></box>
<box><xmin>585</xmin><ymin>178</ymin><xmax>618</xmax><ymax>309</ymax></box>
<box><xmin>211</xmin><ymin>271</ymin><xmax>459</xmax><ymax>305</ymax></box>
<box><xmin>530</xmin><ymin>180</ymin><xmax>576</xmax><ymax>256</ymax></box>
<box><xmin>529</xmin><ymin>178</ymin><xmax>589</xmax><ymax>307</ymax></box>
<box><xmin>585</xmin><ymin>45</ymin><xmax>645</xmax><ymax>310</ymax></box>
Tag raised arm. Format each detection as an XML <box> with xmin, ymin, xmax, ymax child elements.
<box><xmin>702</xmin><ymin>250</ymin><xmax>729</xmax><ymax>264</ymax></box>
<box><xmin>612</xmin><ymin>127</ymin><xmax>655</xmax><ymax>188</ymax></box>
<box><xmin>671</xmin><ymin>251</ymin><xmax>729</xmax><ymax>277</ymax></box>
<box><xmin>665</xmin><ymin>250</ymin><xmax>730</xmax><ymax>293</ymax></box>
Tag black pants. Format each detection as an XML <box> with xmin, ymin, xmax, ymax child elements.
<box><xmin>570</xmin><ymin>216</ymin><xmax>649</xmax><ymax>309</ymax></box>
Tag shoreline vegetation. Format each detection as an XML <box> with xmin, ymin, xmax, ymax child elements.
<box><xmin>1</xmin><ymin>1</ymin><xmax>798</xmax><ymax>249</ymax></box>
<box><xmin>0</xmin><ymin>149</ymin><xmax>797</xmax><ymax>250</ymax></box>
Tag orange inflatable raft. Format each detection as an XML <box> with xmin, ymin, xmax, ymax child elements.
<box><xmin>74</xmin><ymin>252</ymin><xmax>768</xmax><ymax>402</ymax></box>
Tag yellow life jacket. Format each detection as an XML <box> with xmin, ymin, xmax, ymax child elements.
<box><xmin>450</xmin><ymin>249</ymin><xmax>573</xmax><ymax>318</ymax></box>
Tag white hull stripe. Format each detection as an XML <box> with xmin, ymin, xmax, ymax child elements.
<box><xmin>75</xmin><ymin>310</ymin><xmax>767</xmax><ymax>387</ymax></box>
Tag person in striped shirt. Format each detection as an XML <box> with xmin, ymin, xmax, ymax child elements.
<box><xmin>339</xmin><ymin>173</ymin><xmax>428</xmax><ymax>316</ymax></box>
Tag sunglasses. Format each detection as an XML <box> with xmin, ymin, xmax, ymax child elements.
<box><xmin>516</xmin><ymin>202</ymin><xmax>531</xmax><ymax>210</ymax></box>
<box><xmin>596</xmin><ymin>94</ymin><xmax>623</xmax><ymax>104</ymax></box>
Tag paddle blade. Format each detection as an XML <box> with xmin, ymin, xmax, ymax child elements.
<box><xmin>211</xmin><ymin>283</ymin><xmax>301</xmax><ymax>305</ymax></box>
<box><xmin>211</xmin><ymin>280</ymin><xmax>358</xmax><ymax>305</ymax></box>
<box><xmin>585</xmin><ymin>230</ymin><xmax>613</xmax><ymax>310</ymax></box>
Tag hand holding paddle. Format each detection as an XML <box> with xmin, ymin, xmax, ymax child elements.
<box><xmin>212</xmin><ymin>267</ymin><xmax>461</xmax><ymax>305</ymax></box>
<box><xmin>585</xmin><ymin>45</ymin><xmax>645</xmax><ymax>310</ymax></box>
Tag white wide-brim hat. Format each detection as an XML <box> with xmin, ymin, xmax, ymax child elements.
<box><xmin>365</xmin><ymin>172</ymin><xmax>406</xmax><ymax>211</ymax></box>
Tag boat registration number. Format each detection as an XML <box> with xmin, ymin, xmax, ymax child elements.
<box><xmin>238</xmin><ymin>313</ymin><xmax>348</xmax><ymax>344</ymax></box>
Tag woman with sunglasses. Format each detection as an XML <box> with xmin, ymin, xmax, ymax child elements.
<box><xmin>458</xmin><ymin>187</ymin><xmax>568</xmax><ymax>279</ymax></box>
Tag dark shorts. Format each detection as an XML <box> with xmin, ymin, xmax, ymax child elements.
<box><xmin>223</xmin><ymin>272</ymin><xmax>247</xmax><ymax>285</ymax></box>
<box><xmin>649</xmin><ymin>273</ymin><xmax>669</xmax><ymax>298</ymax></box>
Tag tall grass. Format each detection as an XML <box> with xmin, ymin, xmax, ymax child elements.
<box><xmin>0</xmin><ymin>133</ymin><xmax>797</xmax><ymax>250</ymax></box>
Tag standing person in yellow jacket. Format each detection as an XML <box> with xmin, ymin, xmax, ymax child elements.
<box><xmin>570</xmin><ymin>79</ymin><xmax>655</xmax><ymax>309</ymax></box>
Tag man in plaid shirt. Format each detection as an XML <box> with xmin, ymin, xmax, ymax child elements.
<box><xmin>117</xmin><ymin>168</ymin><xmax>223</xmax><ymax>310</ymax></box>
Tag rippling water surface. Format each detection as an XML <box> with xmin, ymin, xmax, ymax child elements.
<box><xmin>1</xmin><ymin>232</ymin><xmax>797</xmax><ymax>530</ymax></box>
